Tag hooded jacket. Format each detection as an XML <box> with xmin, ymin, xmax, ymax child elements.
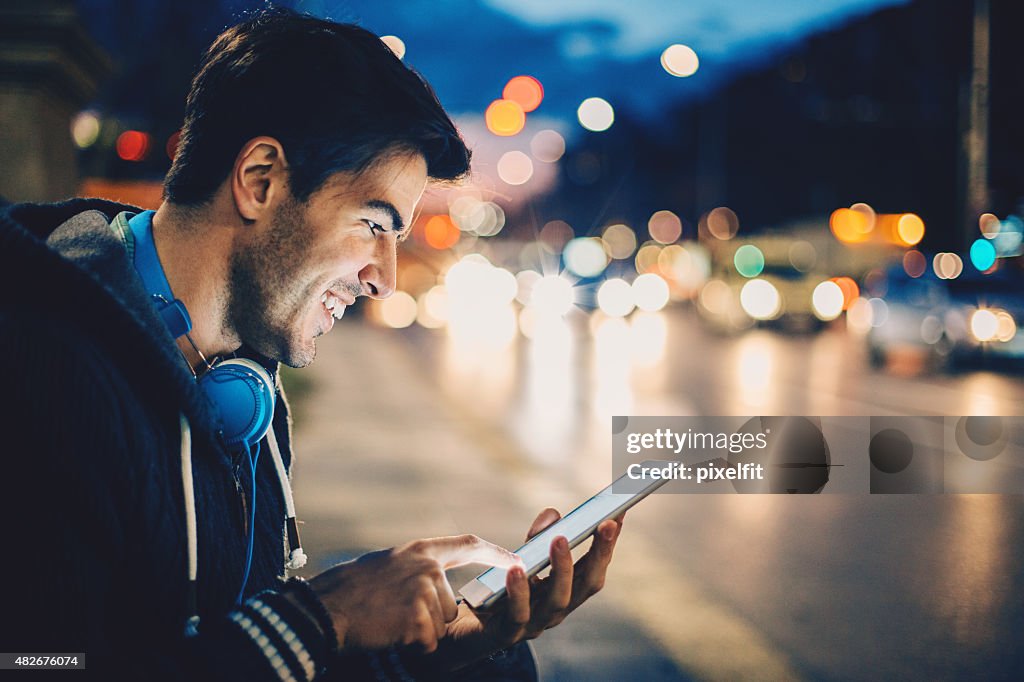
<box><xmin>0</xmin><ymin>199</ymin><xmax>395</xmax><ymax>680</ymax></box>
<box><xmin>0</xmin><ymin>199</ymin><xmax>537</xmax><ymax>682</ymax></box>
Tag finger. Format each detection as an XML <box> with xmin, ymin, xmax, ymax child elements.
<box><xmin>526</xmin><ymin>508</ymin><xmax>561</xmax><ymax>540</ymax></box>
<box><xmin>569</xmin><ymin>519</ymin><xmax>622</xmax><ymax>605</ymax></box>
<box><xmin>505</xmin><ymin>566</ymin><xmax>531</xmax><ymax>632</ymax></box>
<box><xmin>425</xmin><ymin>586</ymin><xmax>447</xmax><ymax>640</ymax></box>
<box><xmin>541</xmin><ymin>536</ymin><xmax>573</xmax><ymax>613</ymax></box>
<box><xmin>595</xmin><ymin>518</ymin><xmax>622</xmax><ymax>557</ymax></box>
<box><xmin>417</xmin><ymin>534</ymin><xmax>523</xmax><ymax>570</ymax></box>
<box><xmin>411</xmin><ymin>602</ymin><xmax>439</xmax><ymax>652</ymax></box>
<box><xmin>433</xmin><ymin>571</ymin><xmax>459</xmax><ymax>623</ymax></box>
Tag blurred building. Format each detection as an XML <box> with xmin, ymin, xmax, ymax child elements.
<box><xmin>535</xmin><ymin>0</ymin><xmax>1022</xmax><ymax>254</ymax></box>
<box><xmin>0</xmin><ymin>0</ymin><xmax>109</xmax><ymax>203</ymax></box>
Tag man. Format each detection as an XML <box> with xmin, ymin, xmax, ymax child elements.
<box><xmin>0</xmin><ymin>8</ymin><xmax>622</xmax><ymax>681</ymax></box>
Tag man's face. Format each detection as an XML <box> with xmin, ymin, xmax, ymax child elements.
<box><xmin>228</xmin><ymin>151</ymin><xmax>428</xmax><ymax>367</ymax></box>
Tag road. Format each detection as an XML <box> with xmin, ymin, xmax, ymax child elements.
<box><xmin>286</xmin><ymin>308</ymin><xmax>1024</xmax><ymax>680</ymax></box>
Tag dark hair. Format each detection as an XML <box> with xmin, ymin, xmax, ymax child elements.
<box><xmin>164</xmin><ymin>7</ymin><xmax>471</xmax><ymax>205</ymax></box>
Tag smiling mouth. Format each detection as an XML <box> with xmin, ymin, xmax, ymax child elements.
<box><xmin>320</xmin><ymin>290</ymin><xmax>355</xmax><ymax>320</ymax></box>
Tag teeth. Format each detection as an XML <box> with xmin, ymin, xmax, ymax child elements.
<box><xmin>324</xmin><ymin>294</ymin><xmax>339</xmax><ymax>312</ymax></box>
<box><xmin>332</xmin><ymin>305</ymin><xmax>346</xmax><ymax>320</ymax></box>
<box><xmin>321</xmin><ymin>293</ymin><xmax>328</xmax><ymax>304</ymax></box>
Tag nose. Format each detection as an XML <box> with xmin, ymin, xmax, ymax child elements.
<box><xmin>359</xmin><ymin>240</ymin><xmax>397</xmax><ymax>299</ymax></box>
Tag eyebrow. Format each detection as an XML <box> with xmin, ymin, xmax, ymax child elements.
<box><xmin>364</xmin><ymin>199</ymin><xmax>405</xmax><ymax>234</ymax></box>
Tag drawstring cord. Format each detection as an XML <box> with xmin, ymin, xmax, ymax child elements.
<box><xmin>180</xmin><ymin>413</ymin><xmax>307</xmax><ymax>637</ymax></box>
<box><xmin>267</xmin><ymin>425</ymin><xmax>306</xmax><ymax>569</ymax></box>
<box><xmin>180</xmin><ymin>415</ymin><xmax>200</xmax><ymax>638</ymax></box>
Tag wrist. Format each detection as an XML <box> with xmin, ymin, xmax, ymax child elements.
<box><xmin>284</xmin><ymin>577</ymin><xmax>343</xmax><ymax>654</ymax></box>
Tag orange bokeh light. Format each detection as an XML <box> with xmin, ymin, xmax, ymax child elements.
<box><xmin>116</xmin><ymin>130</ymin><xmax>150</xmax><ymax>162</ymax></box>
<box><xmin>503</xmin><ymin>75</ymin><xmax>544</xmax><ymax>113</ymax></box>
<box><xmin>829</xmin><ymin>208</ymin><xmax>870</xmax><ymax>243</ymax></box>
<box><xmin>165</xmin><ymin>129</ymin><xmax>182</xmax><ymax>161</ymax></box>
<box><xmin>424</xmin><ymin>215</ymin><xmax>460</xmax><ymax>250</ymax></box>
<box><xmin>485</xmin><ymin>99</ymin><xmax>526</xmax><ymax>136</ymax></box>
<box><xmin>896</xmin><ymin>213</ymin><xmax>925</xmax><ymax>246</ymax></box>
<box><xmin>830</xmin><ymin>276</ymin><xmax>860</xmax><ymax>310</ymax></box>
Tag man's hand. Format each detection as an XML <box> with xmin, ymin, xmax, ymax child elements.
<box><xmin>438</xmin><ymin>508</ymin><xmax>625</xmax><ymax>669</ymax></box>
<box><xmin>307</xmin><ymin>535</ymin><xmax>522</xmax><ymax>652</ymax></box>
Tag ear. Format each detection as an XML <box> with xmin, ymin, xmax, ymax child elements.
<box><xmin>231</xmin><ymin>136</ymin><xmax>289</xmax><ymax>222</ymax></box>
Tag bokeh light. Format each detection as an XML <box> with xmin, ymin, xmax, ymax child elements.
<box><xmin>903</xmin><ymin>250</ymin><xmax>926</xmax><ymax>278</ymax></box>
<box><xmin>706</xmin><ymin>207</ymin><xmax>739</xmax><ymax>240</ymax></box>
<box><xmin>71</xmin><ymin>111</ymin><xmax>100</xmax><ymax>149</ymax></box>
<box><xmin>846</xmin><ymin>297</ymin><xmax>873</xmax><ymax>335</ymax></box>
<box><xmin>539</xmin><ymin>220</ymin><xmax>574</xmax><ymax>253</ymax></box>
<box><xmin>503</xmin><ymin>75</ymin><xmax>544</xmax><ymax>113</ymax></box>
<box><xmin>564</xmin><ymin>237</ymin><xmax>609</xmax><ymax>277</ymax></box>
<box><xmin>530</xmin><ymin>275</ymin><xmax>575</xmax><ymax>316</ymax></box>
<box><xmin>811</xmin><ymin>281</ymin><xmax>844</xmax><ymax>320</ymax></box>
<box><xmin>380</xmin><ymin>35</ymin><xmax>406</xmax><ymax>59</ymax></box>
<box><xmin>830</xmin><ymin>276</ymin><xmax>860</xmax><ymax>310</ymax></box>
<box><xmin>449</xmin><ymin>195</ymin><xmax>484</xmax><ymax>232</ymax></box>
<box><xmin>896</xmin><ymin>213</ymin><xmax>925</xmax><ymax>246</ymax></box>
<box><xmin>632</xmin><ymin>273</ymin><xmax>670</xmax><ymax>312</ymax></box>
<box><xmin>863</xmin><ymin>269</ymin><xmax>887</xmax><ymax>298</ymax></box>
<box><xmin>660</xmin><ymin>244</ymin><xmax>710</xmax><ymax>293</ymax></box>
<box><xmin>830</xmin><ymin>208</ymin><xmax>870</xmax><ymax>243</ymax></box>
<box><xmin>476</xmin><ymin>202</ymin><xmax>506</xmax><ymax>237</ymax></box>
<box><xmin>969</xmin><ymin>238</ymin><xmax>996</xmax><ymax>271</ymax></box>
<box><xmin>996</xmin><ymin>311</ymin><xmax>1017</xmax><ymax>342</ymax></box>
<box><xmin>648</xmin><ymin>210</ymin><xmax>682</xmax><ymax>244</ymax></box>
<box><xmin>379</xmin><ymin>291</ymin><xmax>417</xmax><ymax>328</ymax></box>
<box><xmin>849</xmin><ymin>202</ymin><xmax>877</xmax><ymax>234</ymax></box>
<box><xmin>700</xmin><ymin>279</ymin><xmax>733</xmax><ymax>316</ymax></box>
<box><xmin>733</xmin><ymin>244</ymin><xmax>765</xmax><ymax>278</ymax></box>
<box><xmin>661</xmin><ymin>44</ymin><xmax>699</xmax><ymax>77</ymax></box>
<box><xmin>116</xmin><ymin>130</ymin><xmax>150</xmax><ymax>162</ymax></box>
<box><xmin>424</xmin><ymin>215</ymin><xmax>460</xmax><ymax>250</ymax></box>
<box><xmin>416</xmin><ymin>285</ymin><xmax>448</xmax><ymax>329</ymax></box>
<box><xmin>530</xmin><ymin>129</ymin><xmax>566</xmax><ymax>163</ymax></box>
<box><xmin>970</xmin><ymin>309</ymin><xmax>998</xmax><ymax>342</ymax></box>
<box><xmin>602</xmin><ymin>223</ymin><xmax>637</xmax><ymax>259</ymax></box>
<box><xmin>486</xmin><ymin>99</ymin><xmax>526</xmax><ymax>136</ymax></box>
<box><xmin>788</xmin><ymin>241</ymin><xmax>817</xmax><ymax>272</ymax></box>
<box><xmin>577</xmin><ymin>97</ymin><xmax>614</xmax><ymax>132</ymax></box>
<box><xmin>868</xmin><ymin>298</ymin><xmax>889</xmax><ymax>327</ymax></box>
<box><xmin>933</xmin><ymin>252</ymin><xmax>964</xmax><ymax>280</ymax></box>
<box><xmin>515</xmin><ymin>270</ymin><xmax>541</xmax><ymax>305</ymax></box>
<box><xmin>920</xmin><ymin>315</ymin><xmax>943</xmax><ymax>345</ymax></box>
<box><xmin>166</xmin><ymin>129</ymin><xmax>182</xmax><ymax>161</ymax></box>
<box><xmin>497</xmin><ymin>150</ymin><xmax>534</xmax><ymax>185</ymax></box>
<box><xmin>740</xmin><ymin>279</ymin><xmax>780</xmax><ymax>320</ymax></box>
<box><xmin>597</xmin><ymin>279</ymin><xmax>635</xmax><ymax>317</ymax></box>
<box><xmin>635</xmin><ymin>243</ymin><xmax>662</xmax><ymax>274</ymax></box>
<box><xmin>979</xmin><ymin>212</ymin><xmax>1001</xmax><ymax>239</ymax></box>
<box><xmin>445</xmin><ymin>256</ymin><xmax>517</xmax><ymax>305</ymax></box>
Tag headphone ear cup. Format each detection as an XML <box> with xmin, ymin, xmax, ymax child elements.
<box><xmin>197</xmin><ymin>358</ymin><xmax>276</xmax><ymax>449</ymax></box>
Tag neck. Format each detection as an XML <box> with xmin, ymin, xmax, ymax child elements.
<box><xmin>150</xmin><ymin>200</ymin><xmax>241</xmax><ymax>371</ymax></box>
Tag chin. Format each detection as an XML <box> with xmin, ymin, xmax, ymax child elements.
<box><xmin>281</xmin><ymin>338</ymin><xmax>316</xmax><ymax>369</ymax></box>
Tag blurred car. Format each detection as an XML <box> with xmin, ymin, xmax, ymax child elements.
<box><xmin>943</xmin><ymin>268</ymin><xmax>1024</xmax><ymax>366</ymax></box>
<box><xmin>698</xmin><ymin>237</ymin><xmax>835</xmax><ymax>333</ymax></box>
<box><xmin>866</xmin><ymin>264</ymin><xmax>1023</xmax><ymax>370</ymax></box>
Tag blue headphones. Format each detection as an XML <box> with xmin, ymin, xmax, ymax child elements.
<box><xmin>128</xmin><ymin>210</ymin><xmax>276</xmax><ymax>603</ymax></box>
<box><xmin>126</xmin><ymin>211</ymin><xmax>276</xmax><ymax>450</ymax></box>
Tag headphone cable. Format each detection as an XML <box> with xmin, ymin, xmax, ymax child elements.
<box><xmin>235</xmin><ymin>439</ymin><xmax>261</xmax><ymax>605</ymax></box>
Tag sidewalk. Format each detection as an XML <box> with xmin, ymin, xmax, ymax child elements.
<box><xmin>283</xmin><ymin>321</ymin><xmax>691</xmax><ymax>681</ymax></box>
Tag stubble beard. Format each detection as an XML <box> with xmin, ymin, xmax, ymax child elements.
<box><xmin>227</xmin><ymin>198</ymin><xmax>319</xmax><ymax>368</ymax></box>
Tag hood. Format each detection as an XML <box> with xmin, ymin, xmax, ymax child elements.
<box><xmin>0</xmin><ymin>198</ymin><xmax>229</xmax><ymax>457</ymax></box>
